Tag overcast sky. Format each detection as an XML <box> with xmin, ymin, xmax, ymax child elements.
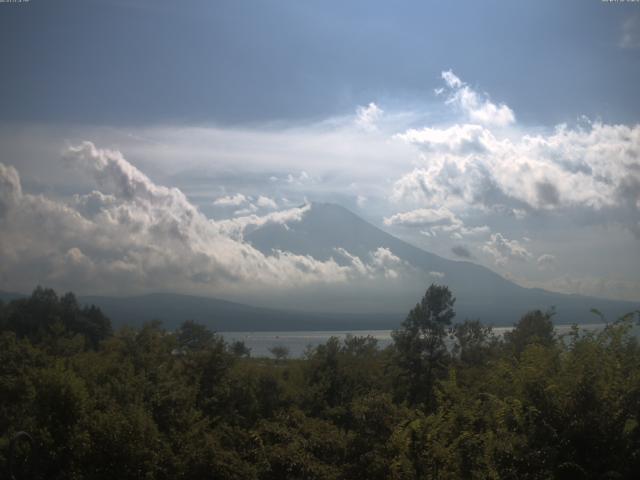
<box><xmin>1</xmin><ymin>0</ymin><xmax>639</xmax><ymax>302</ymax></box>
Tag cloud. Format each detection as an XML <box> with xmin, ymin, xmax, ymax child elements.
<box><xmin>256</xmin><ymin>195</ymin><xmax>278</xmax><ymax>209</ymax></box>
<box><xmin>441</xmin><ymin>70</ymin><xmax>463</xmax><ymax>89</ymax></box>
<box><xmin>2</xmin><ymin>69</ymin><xmax>639</xmax><ymax>302</ymax></box>
<box><xmin>537</xmin><ymin>253</ymin><xmax>556</xmax><ymax>270</ymax></box>
<box><xmin>384</xmin><ymin>206</ymin><xmax>459</xmax><ymax>228</ymax></box>
<box><xmin>333</xmin><ymin>246</ymin><xmax>411</xmax><ymax>280</ymax></box>
<box><xmin>0</xmin><ymin>163</ymin><xmax>22</xmax><ymax>218</ymax></box>
<box><xmin>368</xmin><ymin>247</ymin><xmax>406</xmax><ymax>279</ymax></box>
<box><xmin>0</xmin><ymin>143</ymin><xmax>412</xmax><ymax>296</ymax></box>
<box><xmin>356</xmin><ymin>102</ymin><xmax>383</xmax><ymax>130</ymax></box>
<box><xmin>213</xmin><ymin>193</ymin><xmax>249</xmax><ymax>207</ymax></box>
<box><xmin>440</xmin><ymin>70</ymin><xmax>515</xmax><ymax>126</ymax></box>
<box><xmin>392</xmin><ymin>121</ymin><xmax>640</xmax><ymax>235</ymax></box>
<box><xmin>620</xmin><ymin>14</ymin><xmax>640</xmax><ymax>49</ymax></box>
<box><xmin>384</xmin><ymin>207</ymin><xmax>490</xmax><ymax>240</ymax></box>
<box><xmin>451</xmin><ymin>245</ymin><xmax>473</xmax><ymax>259</ymax></box>
<box><xmin>482</xmin><ymin>233</ymin><xmax>532</xmax><ymax>266</ymax></box>
<box><xmin>394</xmin><ymin>123</ymin><xmax>490</xmax><ymax>155</ymax></box>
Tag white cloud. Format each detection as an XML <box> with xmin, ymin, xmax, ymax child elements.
<box><xmin>384</xmin><ymin>207</ymin><xmax>490</xmax><ymax>240</ymax></box>
<box><xmin>334</xmin><ymin>246</ymin><xmax>410</xmax><ymax>280</ymax></box>
<box><xmin>482</xmin><ymin>233</ymin><xmax>532</xmax><ymax>266</ymax></box>
<box><xmin>286</xmin><ymin>171</ymin><xmax>312</xmax><ymax>185</ymax></box>
<box><xmin>233</xmin><ymin>203</ymin><xmax>258</xmax><ymax>216</ymax></box>
<box><xmin>441</xmin><ymin>70</ymin><xmax>463</xmax><ymax>89</ymax></box>
<box><xmin>440</xmin><ymin>70</ymin><xmax>515</xmax><ymax>126</ymax></box>
<box><xmin>394</xmin><ymin>123</ymin><xmax>491</xmax><ymax>155</ymax></box>
<box><xmin>384</xmin><ymin>206</ymin><xmax>459</xmax><ymax>228</ymax></box>
<box><xmin>0</xmin><ymin>163</ymin><xmax>22</xmax><ymax>218</ymax></box>
<box><xmin>356</xmin><ymin>102</ymin><xmax>384</xmax><ymax>130</ymax></box>
<box><xmin>213</xmin><ymin>193</ymin><xmax>249</xmax><ymax>207</ymax></box>
<box><xmin>0</xmin><ymin>143</ymin><xmax>411</xmax><ymax>296</ymax></box>
<box><xmin>256</xmin><ymin>195</ymin><xmax>278</xmax><ymax>209</ymax></box>
<box><xmin>392</xmin><ymin>121</ymin><xmax>640</xmax><ymax>234</ymax></box>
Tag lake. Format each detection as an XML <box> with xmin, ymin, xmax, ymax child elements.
<box><xmin>220</xmin><ymin>323</ymin><xmax>614</xmax><ymax>358</ymax></box>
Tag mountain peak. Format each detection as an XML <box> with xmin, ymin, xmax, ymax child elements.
<box><xmin>246</xmin><ymin>203</ymin><xmax>637</xmax><ymax>323</ymax></box>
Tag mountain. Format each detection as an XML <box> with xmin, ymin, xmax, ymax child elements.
<box><xmin>1</xmin><ymin>289</ymin><xmax>400</xmax><ymax>331</ymax></box>
<box><xmin>2</xmin><ymin>203</ymin><xmax>636</xmax><ymax>330</ymax></box>
<box><xmin>245</xmin><ymin>202</ymin><xmax>638</xmax><ymax>325</ymax></box>
<box><xmin>79</xmin><ymin>293</ymin><xmax>399</xmax><ymax>331</ymax></box>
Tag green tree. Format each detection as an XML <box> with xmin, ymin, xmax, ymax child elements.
<box><xmin>504</xmin><ymin>309</ymin><xmax>556</xmax><ymax>355</ymax></box>
<box><xmin>176</xmin><ymin>319</ymin><xmax>215</xmax><ymax>352</ymax></box>
<box><xmin>392</xmin><ymin>284</ymin><xmax>455</xmax><ymax>408</ymax></box>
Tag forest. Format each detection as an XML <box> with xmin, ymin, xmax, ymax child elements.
<box><xmin>1</xmin><ymin>285</ymin><xmax>639</xmax><ymax>479</ymax></box>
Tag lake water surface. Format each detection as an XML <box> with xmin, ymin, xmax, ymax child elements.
<box><xmin>221</xmin><ymin>323</ymin><xmax>614</xmax><ymax>358</ymax></box>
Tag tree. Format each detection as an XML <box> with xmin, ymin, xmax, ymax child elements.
<box><xmin>2</xmin><ymin>288</ymin><xmax>111</xmax><ymax>350</ymax></box>
<box><xmin>392</xmin><ymin>284</ymin><xmax>456</xmax><ymax>408</ymax></box>
<box><xmin>269</xmin><ymin>345</ymin><xmax>290</xmax><ymax>362</ymax></box>
<box><xmin>452</xmin><ymin>319</ymin><xmax>497</xmax><ymax>366</ymax></box>
<box><xmin>176</xmin><ymin>320</ymin><xmax>215</xmax><ymax>352</ymax></box>
<box><xmin>230</xmin><ymin>340</ymin><xmax>251</xmax><ymax>358</ymax></box>
<box><xmin>505</xmin><ymin>309</ymin><xmax>556</xmax><ymax>355</ymax></box>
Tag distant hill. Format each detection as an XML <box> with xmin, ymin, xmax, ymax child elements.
<box><xmin>79</xmin><ymin>293</ymin><xmax>400</xmax><ymax>331</ymax></box>
<box><xmin>0</xmin><ymin>291</ymin><xmax>26</xmax><ymax>303</ymax></box>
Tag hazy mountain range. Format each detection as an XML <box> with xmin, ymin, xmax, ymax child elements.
<box><xmin>2</xmin><ymin>203</ymin><xmax>636</xmax><ymax>331</ymax></box>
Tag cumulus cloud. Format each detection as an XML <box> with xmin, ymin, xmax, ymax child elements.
<box><xmin>393</xmin><ymin>121</ymin><xmax>640</xmax><ymax>234</ymax></box>
<box><xmin>482</xmin><ymin>233</ymin><xmax>532</xmax><ymax>266</ymax></box>
<box><xmin>440</xmin><ymin>70</ymin><xmax>515</xmax><ymax>126</ymax></box>
<box><xmin>0</xmin><ymin>143</ymin><xmax>411</xmax><ymax>296</ymax></box>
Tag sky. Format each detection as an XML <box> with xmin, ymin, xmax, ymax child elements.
<box><xmin>1</xmin><ymin>0</ymin><xmax>639</xmax><ymax>304</ymax></box>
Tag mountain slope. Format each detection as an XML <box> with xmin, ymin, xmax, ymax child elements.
<box><xmin>246</xmin><ymin>203</ymin><xmax>637</xmax><ymax>324</ymax></box>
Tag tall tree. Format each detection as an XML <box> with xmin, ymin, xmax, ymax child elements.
<box><xmin>392</xmin><ymin>284</ymin><xmax>455</xmax><ymax>408</ymax></box>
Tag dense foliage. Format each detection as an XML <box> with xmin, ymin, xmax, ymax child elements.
<box><xmin>1</xmin><ymin>285</ymin><xmax>639</xmax><ymax>479</ymax></box>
